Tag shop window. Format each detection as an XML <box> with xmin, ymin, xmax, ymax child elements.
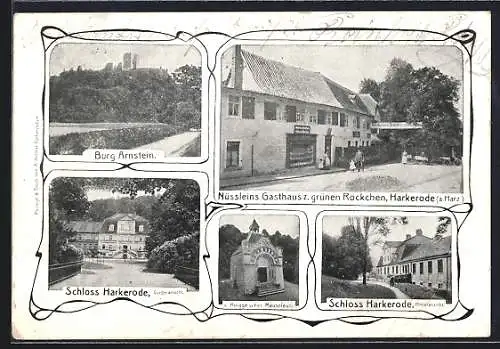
<box><xmin>228</xmin><ymin>95</ymin><xmax>240</xmax><ymax>116</ymax></box>
<box><xmin>226</xmin><ymin>141</ymin><xmax>241</xmax><ymax>169</ymax></box>
<box><xmin>264</xmin><ymin>102</ymin><xmax>277</xmax><ymax>120</ymax></box>
<box><xmin>438</xmin><ymin>259</ymin><xmax>443</xmax><ymax>273</ymax></box>
<box><xmin>241</xmin><ymin>96</ymin><xmax>255</xmax><ymax>119</ymax></box>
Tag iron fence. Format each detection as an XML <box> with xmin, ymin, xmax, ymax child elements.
<box><xmin>48</xmin><ymin>259</ymin><xmax>84</xmax><ymax>286</ymax></box>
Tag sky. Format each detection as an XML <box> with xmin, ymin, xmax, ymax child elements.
<box><xmin>50</xmin><ymin>43</ymin><xmax>201</xmax><ymax>76</ymax></box>
<box><xmin>322</xmin><ymin>215</ymin><xmax>451</xmax><ymax>264</ymax></box>
<box><xmin>220</xmin><ymin>214</ymin><xmax>300</xmax><ymax>238</ymax></box>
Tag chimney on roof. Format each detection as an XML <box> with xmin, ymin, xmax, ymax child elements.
<box><xmin>231</xmin><ymin>45</ymin><xmax>243</xmax><ymax>89</ymax></box>
<box><xmin>416</xmin><ymin>229</ymin><xmax>423</xmax><ymax>236</ymax></box>
<box><xmin>406</xmin><ymin>234</ymin><xmax>411</xmax><ymax>240</ymax></box>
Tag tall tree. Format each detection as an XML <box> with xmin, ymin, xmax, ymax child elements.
<box><xmin>48</xmin><ymin>177</ymin><xmax>90</xmax><ymax>264</ymax></box>
<box><xmin>322</xmin><ymin>225</ymin><xmax>372</xmax><ymax>281</ymax></box>
<box><xmin>359</xmin><ymin>78</ymin><xmax>381</xmax><ymax>101</ymax></box>
<box><xmin>375</xmin><ymin>58</ymin><xmax>462</xmax><ymax>159</ymax></box>
<box><xmin>347</xmin><ymin>216</ymin><xmax>408</xmax><ymax>284</ymax></box>
<box><xmin>435</xmin><ymin>216</ymin><xmax>451</xmax><ymax>240</ymax></box>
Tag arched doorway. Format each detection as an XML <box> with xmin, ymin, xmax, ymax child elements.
<box><xmin>255</xmin><ymin>254</ymin><xmax>274</xmax><ymax>285</ymax></box>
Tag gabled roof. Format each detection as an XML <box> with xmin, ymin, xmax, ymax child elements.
<box><xmin>103</xmin><ymin>213</ymin><xmax>148</xmax><ymax>222</ymax></box>
<box><xmin>358</xmin><ymin>94</ymin><xmax>379</xmax><ymax>116</ymax></box>
<box><xmin>240</xmin><ymin>50</ymin><xmax>343</xmax><ymax>109</ymax></box>
<box><xmin>322</xmin><ymin>76</ymin><xmax>371</xmax><ymax>115</ymax></box>
<box><xmin>65</xmin><ymin>221</ymin><xmax>103</xmax><ymax>233</ymax></box>
<box><xmin>400</xmin><ymin>236</ymin><xmax>452</xmax><ymax>262</ymax></box>
<box><xmin>228</xmin><ymin>49</ymin><xmax>377</xmax><ymax>116</ymax></box>
<box><xmin>384</xmin><ymin>241</ymin><xmax>402</xmax><ymax>248</ymax></box>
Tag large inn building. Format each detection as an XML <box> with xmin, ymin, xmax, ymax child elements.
<box><xmin>65</xmin><ymin>213</ymin><xmax>149</xmax><ymax>259</ymax></box>
<box><xmin>220</xmin><ymin>45</ymin><xmax>380</xmax><ymax>179</ymax></box>
<box><xmin>374</xmin><ymin>229</ymin><xmax>452</xmax><ymax>292</ymax></box>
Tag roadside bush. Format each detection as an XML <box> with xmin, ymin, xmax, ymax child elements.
<box><xmin>55</xmin><ymin>244</ymin><xmax>83</xmax><ymax>264</ymax></box>
<box><xmin>147</xmin><ymin>232</ymin><xmax>200</xmax><ymax>273</ymax></box>
<box><xmin>49</xmin><ymin>124</ymin><xmax>182</xmax><ymax>155</ymax></box>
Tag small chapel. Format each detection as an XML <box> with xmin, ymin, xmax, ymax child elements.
<box><xmin>230</xmin><ymin>219</ymin><xmax>285</xmax><ymax>297</ymax></box>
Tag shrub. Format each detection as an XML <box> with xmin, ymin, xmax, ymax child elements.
<box><xmin>147</xmin><ymin>232</ymin><xmax>200</xmax><ymax>273</ymax></box>
<box><xmin>49</xmin><ymin>124</ymin><xmax>182</xmax><ymax>155</ymax></box>
<box><xmin>55</xmin><ymin>244</ymin><xmax>83</xmax><ymax>264</ymax></box>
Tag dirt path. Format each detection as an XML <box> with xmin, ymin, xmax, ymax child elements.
<box><xmin>364</xmin><ymin>280</ymin><xmax>410</xmax><ymax>299</ymax></box>
<box><xmin>133</xmin><ymin>131</ymin><xmax>200</xmax><ymax>156</ymax></box>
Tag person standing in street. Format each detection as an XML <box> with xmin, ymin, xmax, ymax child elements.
<box><xmin>354</xmin><ymin>148</ymin><xmax>364</xmax><ymax>173</ymax></box>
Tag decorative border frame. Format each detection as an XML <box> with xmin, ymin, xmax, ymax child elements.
<box><xmin>29</xmin><ymin>25</ymin><xmax>476</xmax><ymax>329</ymax></box>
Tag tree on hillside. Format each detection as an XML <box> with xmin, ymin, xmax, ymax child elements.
<box><xmin>347</xmin><ymin>216</ymin><xmax>408</xmax><ymax>284</ymax></box>
<box><xmin>49</xmin><ymin>65</ymin><xmax>201</xmax><ymax>129</ymax></box>
<box><xmin>359</xmin><ymin>78</ymin><xmax>381</xmax><ymax>101</ymax></box>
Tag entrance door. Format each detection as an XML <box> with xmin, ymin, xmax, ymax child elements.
<box><xmin>257</xmin><ymin>267</ymin><xmax>268</xmax><ymax>283</ymax></box>
<box><xmin>334</xmin><ymin>147</ymin><xmax>342</xmax><ymax>165</ymax></box>
<box><xmin>324</xmin><ymin>135</ymin><xmax>332</xmax><ymax>164</ymax></box>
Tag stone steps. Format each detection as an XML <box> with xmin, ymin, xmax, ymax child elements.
<box><xmin>257</xmin><ymin>283</ymin><xmax>285</xmax><ymax>297</ymax></box>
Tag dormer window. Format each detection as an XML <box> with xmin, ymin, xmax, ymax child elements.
<box><xmin>139</xmin><ymin>225</ymin><xmax>144</xmax><ymax>232</ymax></box>
<box><xmin>108</xmin><ymin>224</ymin><xmax>114</xmax><ymax>232</ymax></box>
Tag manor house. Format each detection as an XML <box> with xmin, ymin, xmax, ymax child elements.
<box><xmin>65</xmin><ymin>213</ymin><xmax>149</xmax><ymax>259</ymax></box>
<box><xmin>374</xmin><ymin>229</ymin><xmax>452</xmax><ymax>292</ymax></box>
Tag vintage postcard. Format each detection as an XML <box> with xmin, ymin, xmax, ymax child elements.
<box><xmin>12</xmin><ymin>11</ymin><xmax>491</xmax><ymax>339</ymax></box>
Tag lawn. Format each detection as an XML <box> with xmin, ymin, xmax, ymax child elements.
<box><xmin>346</xmin><ymin>175</ymin><xmax>404</xmax><ymax>191</ymax></box>
<box><xmin>321</xmin><ymin>275</ymin><xmax>396</xmax><ymax>302</ymax></box>
<box><xmin>218</xmin><ymin>279</ymin><xmax>299</xmax><ymax>304</ymax></box>
<box><xmin>393</xmin><ymin>283</ymin><xmax>451</xmax><ymax>303</ymax></box>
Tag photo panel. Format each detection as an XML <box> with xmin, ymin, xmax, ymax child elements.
<box><xmin>216</xmin><ymin>41</ymin><xmax>469</xmax><ymax>206</ymax></box>
<box><xmin>35</xmin><ymin>170</ymin><xmax>211</xmax><ymax>315</ymax></box>
<box><xmin>213</xmin><ymin>210</ymin><xmax>309</xmax><ymax>312</ymax></box>
<box><xmin>316</xmin><ymin>210</ymin><xmax>458</xmax><ymax>313</ymax></box>
<box><xmin>45</xmin><ymin>40</ymin><xmax>208</xmax><ymax>163</ymax></box>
